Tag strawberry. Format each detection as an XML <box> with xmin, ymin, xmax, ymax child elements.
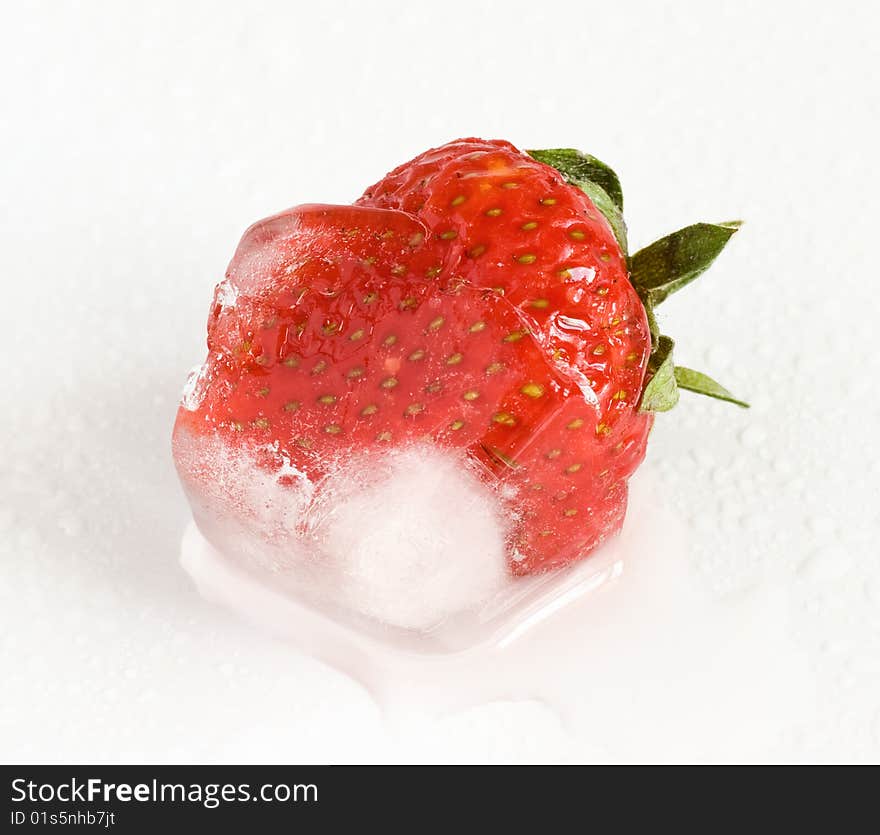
<box><xmin>173</xmin><ymin>138</ymin><xmax>745</xmax><ymax>576</ymax></box>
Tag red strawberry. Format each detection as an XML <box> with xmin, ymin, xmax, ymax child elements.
<box><xmin>173</xmin><ymin>138</ymin><xmax>745</xmax><ymax>577</ymax></box>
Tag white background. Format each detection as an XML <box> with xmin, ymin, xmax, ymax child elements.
<box><xmin>1</xmin><ymin>0</ymin><xmax>878</xmax><ymax>763</ymax></box>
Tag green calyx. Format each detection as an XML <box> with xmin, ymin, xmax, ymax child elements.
<box><xmin>528</xmin><ymin>147</ymin><xmax>749</xmax><ymax>413</ymax></box>
<box><xmin>631</xmin><ymin>222</ymin><xmax>749</xmax><ymax>412</ymax></box>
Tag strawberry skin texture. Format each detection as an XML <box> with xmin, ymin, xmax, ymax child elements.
<box><xmin>174</xmin><ymin>139</ymin><xmax>653</xmax><ymax>575</ymax></box>
<box><xmin>359</xmin><ymin>139</ymin><xmax>653</xmax><ymax>571</ymax></box>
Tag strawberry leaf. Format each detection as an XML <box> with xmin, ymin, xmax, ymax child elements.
<box><xmin>571</xmin><ymin>177</ymin><xmax>628</xmax><ymax>254</ymax></box>
<box><xmin>674</xmin><ymin>366</ymin><xmax>750</xmax><ymax>408</ymax></box>
<box><xmin>527</xmin><ymin>148</ymin><xmax>628</xmax><ymax>254</ymax></box>
<box><xmin>639</xmin><ymin>335</ymin><xmax>679</xmax><ymax>412</ymax></box>
<box><xmin>644</xmin><ymin>304</ymin><xmax>660</xmax><ymax>347</ymax></box>
<box><xmin>630</xmin><ymin>221</ymin><xmax>741</xmax><ymax>307</ymax></box>
<box><xmin>527</xmin><ymin>148</ymin><xmax>624</xmax><ymax>209</ymax></box>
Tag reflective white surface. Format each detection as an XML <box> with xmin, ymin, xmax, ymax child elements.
<box><xmin>1</xmin><ymin>0</ymin><xmax>878</xmax><ymax>763</ymax></box>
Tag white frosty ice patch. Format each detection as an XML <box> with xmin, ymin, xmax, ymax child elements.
<box><xmin>175</xmin><ymin>432</ymin><xmax>509</xmax><ymax>631</ymax></box>
<box><xmin>214</xmin><ymin>277</ymin><xmax>239</xmax><ymax>310</ymax></box>
<box><xmin>180</xmin><ymin>363</ymin><xmax>211</xmax><ymax>411</ymax></box>
<box><xmin>312</xmin><ymin>447</ymin><xmax>508</xmax><ymax>631</ymax></box>
<box><xmin>173</xmin><ymin>431</ymin><xmax>316</xmax><ymax>576</ymax></box>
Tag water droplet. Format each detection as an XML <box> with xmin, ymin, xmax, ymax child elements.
<box><xmin>798</xmin><ymin>545</ymin><xmax>852</xmax><ymax>584</ymax></box>
<box><xmin>57</xmin><ymin>511</ymin><xmax>83</xmax><ymax>537</ymax></box>
<box><xmin>0</xmin><ymin>507</ymin><xmax>16</xmax><ymax>533</ymax></box>
<box><xmin>739</xmin><ymin>425</ymin><xmax>767</xmax><ymax>449</ymax></box>
<box><xmin>808</xmin><ymin>516</ymin><xmax>836</xmax><ymax>537</ymax></box>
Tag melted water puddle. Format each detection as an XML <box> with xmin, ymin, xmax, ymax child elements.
<box><xmin>181</xmin><ymin>473</ymin><xmax>814</xmax><ymax>760</ymax></box>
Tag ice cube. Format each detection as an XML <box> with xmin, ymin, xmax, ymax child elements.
<box><xmin>312</xmin><ymin>445</ymin><xmax>509</xmax><ymax>631</ymax></box>
<box><xmin>174</xmin><ymin>427</ymin><xmax>508</xmax><ymax>631</ymax></box>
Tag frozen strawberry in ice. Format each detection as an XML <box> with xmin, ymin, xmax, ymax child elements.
<box><xmin>172</xmin><ymin>138</ymin><xmax>746</xmax><ymax>631</ymax></box>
